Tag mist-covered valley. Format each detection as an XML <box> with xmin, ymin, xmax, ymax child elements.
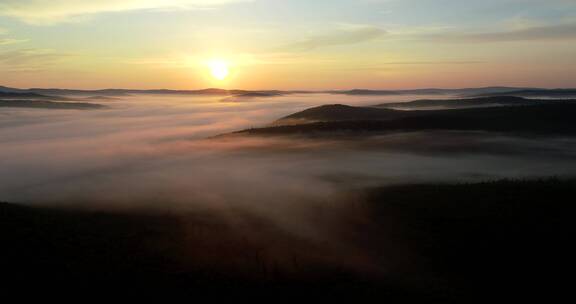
<box><xmin>3</xmin><ymin>92</ymin><xmax>576</xmax><ymax>206</ymax></box>
<box><xmin>2</xmin><ymin>91</ymin><xmax>575</xmax><ymax>300</ymax></box>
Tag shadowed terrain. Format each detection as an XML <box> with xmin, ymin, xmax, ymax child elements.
<box><xmin>0</xmin><ymin>85</ymin><xmax>291</xmax><ymax>98</ymax></box>
<box><xmin>232</xmin><ymin>103</ymin><xmax>576</xmax><ymax>137</ymax></box>
<box><xmin>475</xmin><ymin>89</ymin><xmax>576</xmax><ymax>98</ymax></box>
<box><xmin>0</xmin><ymin>99</ymin><xmax>106</xmax><ymax>109</ymax></box>
<box><xmin>0</xmin><ymin>91</ymin><xmax>68</xmax><ymax>100</ymax></box>
<box><xmin>376</xmin><ymin>96</ymin><xmax>569</xmax><ymax>109</ymax></box>
<box><xmin>222</xmin><ymin>91</ymin><xmax>285</xmax><ymax>102</ymax></box>
<box><xmin>2</xmin><ymin>88</ymin><xmax>575</xmax><ymax>300</ymax></box>
<box><xmin>330</xmin><ymin>87</ymin><xmax>535</xmax><ymax>96</ymax></box>
<box><xmin>1</xmin><ymin>85</ymin><xmax>555</xmax><ymax>99</ymax></box>
<box><xmin>1</xmin><ymin>179</ymin><xmax>573</xmax><ymax>300</ymax></box>
<box><xmin>279</xmin><ymin>104</ymin><xmax>404</xmax><ymax>123</ymax></box>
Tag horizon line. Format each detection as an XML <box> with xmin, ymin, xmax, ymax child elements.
<box><xmin>3</xmin><ymin>84</ymin><xmax>576</xmax><ymax>92</ymax></box>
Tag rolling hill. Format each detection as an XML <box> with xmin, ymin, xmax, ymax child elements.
<box><xmin>330</xmin><ymin>87</ymin><xmax>536</xmax><ymax>96</ymax></box>
<box><xmin>0</xmin><ymin>100</ymin><xmax>105</xmax><ymax>110</ymax></box>
<box><xmin>474</xmin><ymin>89</ymin><xmax>576</xmax><ymax>98</ymax></box>
<box><xmin>230</xmin><ymin>103</ymin><xmax>576</xmax><ymax>137</ymax></box>
<box><xmin>279</xmin><ymin>104</ymin><xmax>404</xmax><ymax>123</ymax></box>
<box><xmin>375</xmin><ymin>96</ymin><xmax>574</xmax><ymax>109</ymax></box>
<box><xmin>0</xmin><ymin>91</ymin><xmax>67</xmax><ymax>100</ymax></box>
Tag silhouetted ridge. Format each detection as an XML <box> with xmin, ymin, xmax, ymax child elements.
<box><xmin>378</xmin><ymin>96</ymin><xmax>546</xmax><ymax>109</ymax></box>
<box><xmin>332</xmin><ymin>87</ymin><xmax>535</xmax><ymax>96</ymax></box>
<box><xmin>0</xmin><ymin>100</ymin><xmax>105</xmax><ymax>109</ymax></box>
<box><xmin>474</xmin><ymin>89</ymin><xmax>576</xmax><ymax>98</ymax></box>
<box><xmin>0</xmin><ymin>85</ymin><xmax>296</xmax><ymax>97</ymax></box>
<box><xmin>332</xmin><ymin>89</ymin><xmax>403</xmax><ymax>96</ymax></box>
<box><xmin>280</xmin><ymin>104</ymin><xmax>402</xmax><ymax>122</ymax></box>
<box><xmin>222</xmin><ymin>91</ymin><xmax>285</xmax><ymax>102</ymax></box>
<box><xmin>1</xmin><ymin>84</ymin><xmax>550</xmax><ymax>98</ymax></box>
<box><xmin>0</xmin><ymin>91</ymin><xmax>65</xmax><ymax>100</ymax></box>
<box><xmin>230</xmin><ymin>103</ymin><xmax>576</xmax><ymax>137</ymax></box>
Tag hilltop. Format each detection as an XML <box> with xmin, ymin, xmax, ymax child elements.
<box><xmin>229</xmin><ymin>102</ymin><xmax>576</xmax><ymax>137</ymax></box>
<box><xmin>375</xmin><ymin>96</ymin><xmax>562</xmax><ymax>109</ymax></box>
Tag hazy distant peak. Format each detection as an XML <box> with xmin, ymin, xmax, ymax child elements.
<box><xmin>0</xmin><ymin>99</ymin><xmax>105</xmax><ymax>109</ymax></box>
<box><xmin>0</xmin><ymin>91</ymin><xmax>66</xmax><ymax>100</ymax></box>
<box><xmin>377</xmin><ymin>96</ymin><xmax>539</xmax><ymax>109</ymax></box>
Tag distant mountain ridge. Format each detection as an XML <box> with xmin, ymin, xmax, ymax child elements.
<box><xmin>5</xmin><ymin>85</ymin><xmax>574</xmax><ymax>97</ymax></box>
<box><xmin>0</xmin><ymin>91</ymin><xmax>68</xmax><ymax>100</ymax></box>
<box><xmin>0</xmin><ymin>85</ymin><xmax>292</xmax><ymax>97</ymax></box>
<box><xmin>377</xmin><ymin>96</ymin><xmax>547</xmax><ymax>109</ymax></box>
<box><xmin>221</xmin><ymin>91</ymin><xmax>285</xmax><ymax>102</ymax></box>
<box><xmin>474</xmin><ymin>89</ymin><xmax>576</xmax><ymax>98</ymax></box>
<box><xmin>0</xmin><ymin>100</ymin><xmax>105</xmax><ymax>110</ymax></box>
<box><xmin>330</xmin><ymin>87</ymin><xmax>539</xmax><ymax>96</ymax></box>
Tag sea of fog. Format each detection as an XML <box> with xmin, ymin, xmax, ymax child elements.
<box><xmin>1</xmin><ymin>93</ymin><xmax>576</xmax><ymax>224</ymax></box>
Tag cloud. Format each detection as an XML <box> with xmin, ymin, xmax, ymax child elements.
<box><xmin>0</xmin><ymin>0</ymin><xmax>252</xmax><ymax>25</ymax></box>
<box><xmin>0</xmin><ymin>48</ymin><xmax>71</xmax><ymax>72</ymax></box>
<box><xmin>0</xmin><ymin>38</ymin><xmax>29</xmax><ymax>45</ymax></box>
<box><xmin>345</xmin><ymin>61</ymin><xmax>485</xmax><ymax>72</ymax></box>
<box><xmin>0</xmin><ymin>26</ymin><xmax>29</xmax><ymax>46</ymax></box>
<box><xmin>279</xmin><ymin>25</ymin><xmax>387</xmax><ymax>52</ymax></box>
<box><xmin>430</xmin><ymin>22</ymin><xmax>576</xmax><ymax>43</ymax></box>
<box><xmin>381</xmin><ymin>60</ymin><xmax>484</xmax><ymax>65</ymax></box>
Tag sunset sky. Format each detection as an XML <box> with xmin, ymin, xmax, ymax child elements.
<box><xmin>1</xmin><ymin>0</ymin><xmax>576</xmax><ymax>90</ymax></box>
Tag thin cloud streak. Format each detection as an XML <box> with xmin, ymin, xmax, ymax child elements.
<box><xmin>428</xmin><ymin>22</ymin><xmax>576</xmax><ymax>43</ymax></box>
<box><xmin>0</xmin><ymin>48</ymin><xmax>71</xmax><ymax>72</ymax></box>
<box><xmin>0</xmin><ymin>0</ymin><xmax>254</xmax><ymax>24</ymax></box>
<box><xmin>278</xmin><ymin>25</ymin><xmax>387</xmax><ymax>52</ymax></box>
<box><xmin>0</xmin><ymin>38</ymin><xmax>28</xmax><ymax>45</ymax></box>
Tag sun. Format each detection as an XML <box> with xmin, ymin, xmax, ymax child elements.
<box><xmin>207</xmin><ymin>59</ymin><xmax>230</xmax><ymax>81</ymax></box>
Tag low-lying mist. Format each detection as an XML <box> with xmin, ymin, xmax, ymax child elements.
<box><xmin>2</xmin><ymin>94</ymin><xmax>576</xmax><ymax>239</ymax></box>
<box><xmin>0</xmin><ymin>95</ymin><xmax>576</xmax><ymax>205</ymax></box>
<box><xmin>3</xmin><ymin>93</ymin><xmax>576</xmax><ymax>287</ymax></box>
